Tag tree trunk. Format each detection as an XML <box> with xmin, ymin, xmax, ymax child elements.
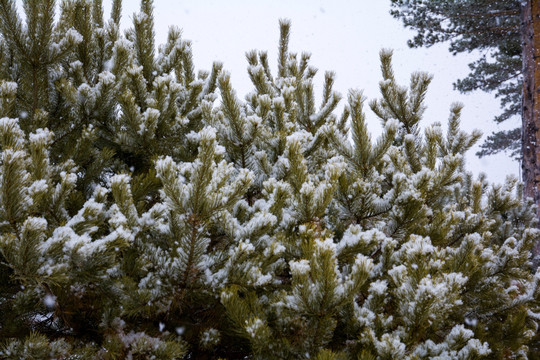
<box><xmin>521</xmin><ymin>0</ymin><xmax>540</xmax><ymax>266</ymax></box>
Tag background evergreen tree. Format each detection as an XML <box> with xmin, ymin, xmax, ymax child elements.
<box><xmin>389</xmin><ymin>0</ymin><xmax>522</xmax><ymax>158</ymax></box>
<box><xmin>0</xmin><ymin>1</ymin><xmax>539</xmax><ymax>359</ymax></box>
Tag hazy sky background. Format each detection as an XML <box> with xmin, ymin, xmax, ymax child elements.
<box><xmin>27</xmin><ymin>1</ymin><xmax>522</xmax><ymax>183</ymax></box>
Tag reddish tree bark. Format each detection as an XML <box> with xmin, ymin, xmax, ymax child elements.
<box><xmin>521</xmin><ymin>0</ymin><xmax>540</xmax><ymax>265</ymax></box>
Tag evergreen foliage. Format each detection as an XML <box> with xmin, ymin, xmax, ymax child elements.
<box><xmin>0</xmin><ymin>1</ymin><xmax>539</xmax><ymax>359</ymax></box>
<box><xmin>389</xmin><ymin>0</ymin><xmax>522</xmax><ymax>159</ymax></box>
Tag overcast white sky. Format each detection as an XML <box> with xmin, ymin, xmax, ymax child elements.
<box><xmin>32</xmin><ymin>1</ymin><xmax>523</xmax><ymax>183</ymax></box>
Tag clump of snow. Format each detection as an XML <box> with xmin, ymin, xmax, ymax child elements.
<box><xmin>138</xmin><ymin>108</ymin><xmax>160</xmax><ymax>135</ymax></box>
<box><xmin>28</xmin><ymin>179</ymin><xmax>49</xmax><ymax>196</ymax></box>
<box><xmin>272</xmin><ymin>243</ymin><xmax>286</xmax><ymax>256</ymax></box>
<box><xmin>110</xmin><ymin>173</ymin><xmax>131</xmax><ymax>187</ymax></box>
<box><xmin>0</xmin><ymin>81</ymin><xmax>17</xmax><ymax>95</ymax></box>
<box><xmin>200</xmin><ymin>328</ymin><xmax>220</xmax><ymax>348</ymax></box>
<box><xmin>375</xmin><ymin>333</ymin><xmax>406</xmax><ymax>358</ymax></box>
<box><xmin>98</xmin><ymin>71</ymin><xmax>116</xmax><ymax>85</ymax></box>
<box><xmin>65</xmin><ymin>28</ymin><xmax>83</xmax><ymax>44</ymax></box>
<box><xmin>369</xmin><ymin>280</ymin><xmax>388</xmax><ymax>296</ymax></box>
<box><xmin>0</xmin><ymin>118</ymin><xmax>26</xmax><ymax>148</ymax></box>
<box><xmin>245</xmin><ymin>318</ymin><xmax>264</xmax><ymax>339</ymax></box>
<box><xmin>465</xmin><ymin>316</ymin><xmax>478</xmax><ymax>327</ymax></box>
<box><xmin>251</xmin><ymin>268</ymin><xmax>272</xmax><ymax>286</ymax></box>
<box><xmin>155</xmin><ymin>156</ymin><xmax>176</xmax><ymax>178</ymax></box>
<box><xmin>315</xmin><ymin>237</ymin><xmax>336</xmax><ymax>253</ymax></box>
<box><xmin>44</xmin><ymin>294</ymin><xmax>56</xmax><ymax>308</ymax></box>
<box><xmin>23</xmin><ymin>217</ymin><xmax>48</xmax><ymax>233</ymax></box>
<box><xmin>289</xmin><ymin>259</ymin><xmax>310</xmax><ymax>276</ymax></box>
<box><xmin>29</xmin><ymin>128</ymin><xmax>53</xmax><ymax>146</ymax></box>
<box><xmin>352</xmin><ymin>254</ymin><xmax>374</xmax><ymax>275</ymax></box>
<box><xmin>337</xmin><ymin>226</ymin><xmax>387</xmax><ymax>255</ymax></box>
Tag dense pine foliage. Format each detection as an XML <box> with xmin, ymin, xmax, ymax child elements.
<box><xmin>0</xmin><ymin>1</ymin><xmax>539</xmax><ymax>359</ymax></box>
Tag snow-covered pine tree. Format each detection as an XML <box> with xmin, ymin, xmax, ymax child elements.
<box><xmin>0</xmin><ymin>1</ymin><xmax>539</xmax><ymax>359</ymax></box>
